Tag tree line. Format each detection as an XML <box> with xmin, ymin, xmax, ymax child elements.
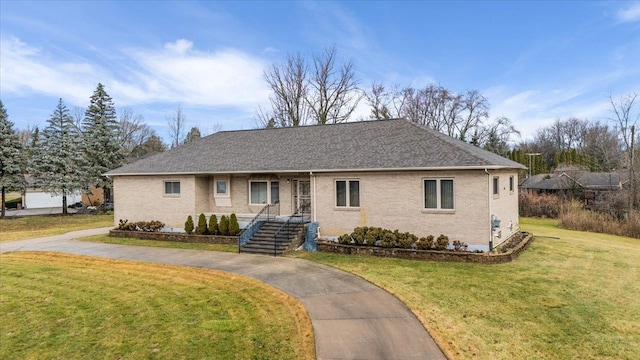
<box><xmin>0</xmin><ymin>83</ymin><xmax>219</xmax><ymax>217</ymax></box>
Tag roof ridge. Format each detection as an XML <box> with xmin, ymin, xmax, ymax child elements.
<box><xmin>216</xmin><ymin>118</ymin><xmax>405</xmax><ymax>134</ymax></box>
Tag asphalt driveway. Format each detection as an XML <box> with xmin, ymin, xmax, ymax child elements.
<box><xmin>0</xmin><ymin>228</ymin><xmax>446</xmax><ymax>360</ymax></box>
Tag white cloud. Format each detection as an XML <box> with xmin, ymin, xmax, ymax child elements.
<box><xmin>0</xmin><ymin>36</ymin><xmax>105</xmax><ymax>105</ymax></box>
<box><xmin>0</xmin><ymin>36</ymin><xmax>270</xmax><ymax>111</ymax></box>
<box><xmin>617</xmin><ymin>3</ymin><xmax>640</xmax><ymax>22</ymax></box>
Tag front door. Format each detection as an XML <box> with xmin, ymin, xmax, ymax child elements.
<box><xmin>293</xmin><ymin>180</ymin><xmax>311</xmax><ymax>214</ymax></box>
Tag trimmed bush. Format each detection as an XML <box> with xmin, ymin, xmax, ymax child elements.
<box><xmin>209</xmin><ymin>214</ymin><xmax>218</xmax><ymax>235</ymax></box>
<box><xmin>185</xmin><ymin>215</ymin><xmax>194</xmax><ymax>234</ymax></box>
<box><xmin>452</xmin><ymin>240</ymin><xmax>468</xmax><ymax>251</ymax></box>
<box><xmin>229</xmin><ymin>213</ymin><xmax>240</xmax><ymax>235</ymax></box>
<box><xmin>219</xmin><ymin>215</ymin><xmax>229</xmax><ymax>236</ymax></box>
<box><xmin>434</xmin><ymin>234</ymin><xmax>449</xmax><ymax>250</ymax></box>
<box><xmin>417</xmin><ymin>235</ymin><xmax>434</xmax><ymax>250</ymax></box>
<box><xmin>196</xmin><ymin>213</ymin><xmax>208</xmax><ymax>235</ymax></box>
<box><xmin>117</xmin><ymin>219</ymin><xmax>164</xmax><ymax>232</ymax></box>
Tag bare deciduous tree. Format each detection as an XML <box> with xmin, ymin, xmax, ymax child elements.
<box><xmin>610</xmin><ymin>92</ymin><xmax>639</xmax><ymax>210</ymax></box>
<box><xmin>307</xmin><ymin>46</ymin><xmax>362</xmax><ymax>125</ymax></box>
<box><xmin>118</xmin><ymin>108</ymin><xmax>153</xmax><ymax>156</ymax></box>
<box><xmin>167</xmin><ymin>105</ymin><xmax>186</xmax><ymax>148</ymax></box>
<box><xmin>257</xmin><ymin>46</ymin><xmax>361</xmax><ymax>127</ymax></box>
<box><xmin>259</xmin><ymin>52</ymin><xmax>309</xmax><ymax>127</ymax></box>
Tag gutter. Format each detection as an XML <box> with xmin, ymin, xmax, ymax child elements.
<box><xmin>105</xmin><ymin>165</ymin><xmax>525</xmax><ymax>177</ymax></box>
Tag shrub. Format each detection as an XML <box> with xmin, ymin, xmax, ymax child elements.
<box><xmin>117</xmin><ymin>219</ymin><xmax>164</xmax><ymax>232</ymax></box>
<box><xmin>434</xmin><ymin>234</ymin><xmax>449</xmax><ymax>250</ymax></box>
<box><xmin>519</xmin><ymin>192</ymin><xmax>566</xmax><ymax>218</ymax></box>
<box><xmin>209</xmin><ymin>215</ymin><xmax>218</xmax><ymax>235</ymax></box>
<box><xmin>229</xmin><ymin>213</ymin><xmax>240</xmax><ymax>235</ymax></box>
<box><xmin>350</xmin><ymin>227</ymin><xmax>366</xmax><ymax>245</ymax></box>
<box><xmin>185</xmin><ymin>215</ymin><xmax>194</xmax><ymax>234</ymax></box>
<box><xmin>417</xmin><ymin>235</ymin><xmax>434</xmax><ymax>250</ymax></box>
<box><xmin>219</xmin><ymin>215</ymin><xmax>229</xmax><ymax>236</ymax></box>
<box><xmin>196</xmin><ymin>213</ymin><xmax>208</xmax><ymax>234</ymax></box>
<box><xmin>398</xmin><ymin>232</ymin><xmax>417</xmax><ymax>248</ymax></box>
<box><xmin>452</xmin><ymin>240</ymin><xmax>468</xmax><ymax>251</ymax></box>
<box><xmin>338</xmin><ymin>234</ymin><xmax>352</xmax><ymax>244</ymax></box>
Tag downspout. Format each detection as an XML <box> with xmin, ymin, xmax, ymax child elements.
<box><xmin>310</xmin><ymin>171</ymin><xmax>317</xmax><ymax>222</ymax></box>
<box><xmin>485</xmin><ymin>169</ymin><xmax>493</xmax><ymax>251</ymax></box>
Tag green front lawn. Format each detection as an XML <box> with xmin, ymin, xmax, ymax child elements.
<box><xmin>0</xmin><ymin>214</ymin><xmax>114</xmax><ymax>242</ymax></box>
<box><xmin>80</xmin><ymin>234</ymin><xmax>239</xmax><ymax>253</ymax></box>
<box><xmin>0</xmin><ymin>252</ymin><xmax>315</xmax><ymax>359</ymax></box>
<box><xmin>293</xmin><ymin>218</ymin><xmax>640</xmax><ymax>359</ymax></box>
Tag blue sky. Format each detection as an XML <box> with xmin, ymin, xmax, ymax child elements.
<box><xmin>1</xmin><ymin>1</ymin><xmax>639</xmax><ymax>142</ymax></box>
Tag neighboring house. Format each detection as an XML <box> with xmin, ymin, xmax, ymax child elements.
<box><xmin>520</xmin><ymin>170</ymin><xmax>622</xmax><ymax>205</ymax></box>
<box><xmin>105</xmin><ymin>119</ymin><xmax>526</xmax><ymax>250</ymax></box>
<box><xmin>22</xmin><ymin>176</ymin><xmax>82</xmax><ymax>209</ymax></box>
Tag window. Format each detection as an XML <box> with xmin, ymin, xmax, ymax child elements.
<box><xmin>509</xmin><ymin>175</ymin><xmax>514</xmax><ymax>193</ymax></box>
<box><xmin>493</xmin><ymin>176</ymin><xmax>499</xmax><ymax>196</ymax></box>
<box><xmin>424</xmin><ymin>179</ymin><xmax>454</xmax><ymax>210</ymax></box>
<box><xmin>249</xmin><ymin>180</ymin><xmax>279</xmax><ymax>205</ymax></box>
<box><xmin>216</xmin><ymin>180</ymin><xmax>227</xmax><ymax>195</ymax></box>
<box><xmin>164</xmin><ymin>181</ymin><xmax>180</xmax><ymax>195</ymax></box>
<box><xmin>270</xmin><ymin>181</ymin><xmax>280</xmax><ymax>204</ymax></box>
<box><xmin>336</xmin><ymin>180</ymin><xmax>359</xmax><ymax>207</ymax></box>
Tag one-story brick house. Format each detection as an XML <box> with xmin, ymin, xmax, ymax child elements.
<box><xmin>106</xmin><ymin>119</ymin><xmax>526</xmax><ymax>250</ymax></box>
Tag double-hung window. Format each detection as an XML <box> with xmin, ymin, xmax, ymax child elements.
<box><xmin>336</xmin><ymin>180</ymin><xmax>360</xmax><ymax>208</ymax></box>
<box><xmin>493</xmin><ymin>176</ymin><xmax>500</xmax><ymax>196</ymax></box>
<box><xmin>424</xmin><ymin>178</ymin><xmax>454</xmax><ymax>210</ymax></box>
<box><xmin>164</xmin><ymin>181</ymin><xmax>180</xmax><ymax>196</ymax></box>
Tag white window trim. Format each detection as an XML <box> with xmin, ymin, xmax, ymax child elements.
<box><xmin>422</xmin><ymin>178</ymin><xmax>455</xmax><ymax>212</ymax></box>
<box><xmin>248</xmin><ymin>180</ymin><xmax>279</xmax><ymax>205</ymax></box>
<box><xmin>493</xmin><ymin>176</ymin><xmax>500</xmax><ymax>198</ymax></box>
<box><xmin>335</xmin><ymin>179</ymin><xmax>360</xmax><ymax>209</ymax></box>
<box><xmin>509</xmin><ymin>175</ymin><xmax>515</xmax><ymax>194</ymax></box>
<box><xmin>214</xmin><ymin>176</ymin><xmax>230</xmax><ymax>198</ymax></box>
<box><xmin>163</xmin><ymin>180</ymin><xmax>181</xmax><ymax>197</ymax></box>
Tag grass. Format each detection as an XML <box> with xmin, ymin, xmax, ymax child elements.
<box><xmin>0</xmin><ymin>214</ymin><xmax>114</xmax><ymax>242</ymax></box>
<box><xmin>291</xmin><ymin>217</ymin><xmax>640</xmax><ymax>359</ymax></box>
<box><xmin>0</xmin><ymin>252</ymin><xmax>315</xmax><ymax>360</ymax></box>
<box><xmin>80</xmin><ymin>234</ymin><xmax>239</xmax><ymax>253</ymax></box>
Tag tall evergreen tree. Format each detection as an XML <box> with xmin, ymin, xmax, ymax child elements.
<box><xmin>31</xmin><ymin>99</ymin><xmax>85</xmax><ymax>214</ymax></box>
<box><xmin>82</xmin><ymin>83</ymin><xmax>125</xmax><ymax>202</ymax></box>
<box><xmin>0</xmin><ymin>100</ymin><xmax>27</xmax><ymax>217</ymax></box>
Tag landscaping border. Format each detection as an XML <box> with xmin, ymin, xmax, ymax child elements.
<box><xmin>316</xmin><ymin>232</ymin><xmax>533</xmax><ymax>264</ymax></box>
<box><xmin>109</xmin><ymin>229</ymin><xmax>238</xmax><ymax>245</ymax></box>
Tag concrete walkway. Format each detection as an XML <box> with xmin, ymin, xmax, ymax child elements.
<box><xmin>1</xmin><ymin>229</ymin><xmax>447</xmax><ymax>360</ymax></box>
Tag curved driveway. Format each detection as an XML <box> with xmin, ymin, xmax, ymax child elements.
<box><xmin>1</xmin><ymin>228</ymin><xmax>446</xmax><ymax>360</ymax></box>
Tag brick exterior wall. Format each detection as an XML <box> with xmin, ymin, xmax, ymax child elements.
<box><xmin>113</xmin><ymin>169</ymin><xmax>520</xmax><ymax>247</ymax></box>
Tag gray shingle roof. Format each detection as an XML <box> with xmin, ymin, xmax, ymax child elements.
<box><xmin>521</xmin><ymin>171</ymin><xmax>621</xmax><ymax>190</ymax></box>
<box><xmin>106</xmin><ymin>119</ymin><xmax>526</xmax><ymax>175</ymax></box>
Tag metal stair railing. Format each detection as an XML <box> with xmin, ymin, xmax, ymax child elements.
<box><xmin>272</xmin><ymin>203</ymin><xmax>309</xmax><ymax>256</ymax></box>
<box><xmin>238</xmin><ymin>201</ymin><xmax>279</xmax><ymax>252</ymax></box>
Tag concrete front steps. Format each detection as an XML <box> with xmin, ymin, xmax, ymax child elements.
<box><xmin>240</xmin><ymin>221</ymin><xmax>306</xmax><ymax>256</ymax></box>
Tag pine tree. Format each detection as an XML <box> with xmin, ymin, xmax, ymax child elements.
<box><xmin>0</xmin><ymin>100</ymin><xmax>27</xmax><ymax>217</ymax></box>
<box><xmin>82</xmin><ymin>83</ymin><xmax>125</xmax><ymax>203</ymax></box>
<box><xmin>31</xmin><ymin>99</ymin><xmax>86</xmax><ymax>214</ymax></box>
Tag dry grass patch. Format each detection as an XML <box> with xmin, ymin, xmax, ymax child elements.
<box><xmin>292</xmin><ymin>218</ymin><xmax>640</xmax><ymax>359</ymax></box>
<box><xmin>79</xmin><ymin>234</ymin><xmax>239</xmax><ymax>252</ymax></box>
<box><xmin>0</xmin><ymin>214</ymin><xmax>114</xmax><ymax>242</ymax></box>
<box><xmin>0</xmin><ymin>252</ymin><xmax>314</xmax><ymax>359</ymax></box>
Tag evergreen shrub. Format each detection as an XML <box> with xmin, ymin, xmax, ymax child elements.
<box><xmin>185</xmin><ymin>215</ymin><xmax>194</xmax><ymax>234</ymax></box>
<box><xmin>196</xmin><ymin>213</ymin><xmax>208</xmax><ymax>234</ymax></box>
